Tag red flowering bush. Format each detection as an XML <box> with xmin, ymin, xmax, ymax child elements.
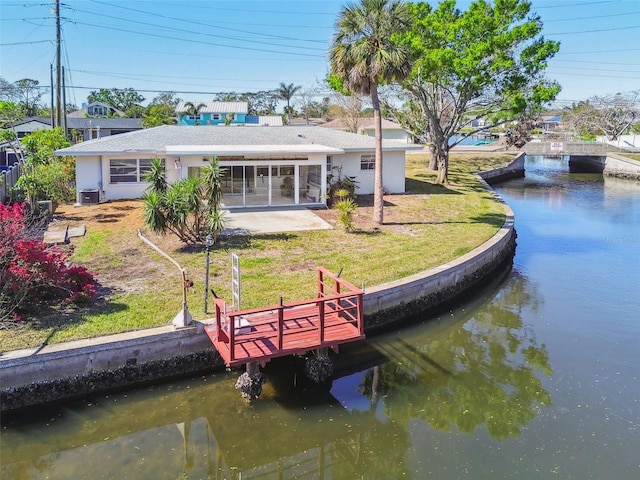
<box><xmin>1</xmin><ymin>203</ymin><xmax>97</xmax><ymax>323</ymax></box>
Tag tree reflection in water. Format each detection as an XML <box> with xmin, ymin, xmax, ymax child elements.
<box><xmin>358</xmin><ymin>271</ymin><xmax>551</xmax><ymax>441</ymax></box>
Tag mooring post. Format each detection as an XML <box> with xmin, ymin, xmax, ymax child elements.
<box><xmin>246</xmin><ymin>361</ymin><xmax>260</xmax><ymax>376</ymax></box>
<box><xmin>305</xmin><ymin>348</ymin><xmax>333</xmax><ymax>384</ymax></box>
<box><xmin>235</xmin><ymin>361</ymin><xmax>266</xmax><ymax>399</ymax></box>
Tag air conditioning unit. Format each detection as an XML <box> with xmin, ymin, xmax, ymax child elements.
<box><xmin>80</xmin><ymin>189</ymin><xmax>100</xmax><ymax>205</ymax></box>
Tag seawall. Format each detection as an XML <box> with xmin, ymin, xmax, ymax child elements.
<box><xmin>1</xmin><ymin>161</ymin><xmax>520</xmax><ymax>412</ymax></box>
<box><xmin>477</xmin><ymin>152</ymin><xmax>525</xmax><ymax>184</ymax></box>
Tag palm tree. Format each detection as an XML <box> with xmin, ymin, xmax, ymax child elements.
<box><xmin>276</xmin><ymin>82</ymin><xmax>301</xmax><ymax>124</ymax></box>
<box><xmin>182</xmin><ymin>101</ymin><xmax>206</xmax><ymax>125</ymax></box>
<box><xmin>330</xmin><ymin>0</ymin><xmax>412</xmax><ymax>225</ymax></box>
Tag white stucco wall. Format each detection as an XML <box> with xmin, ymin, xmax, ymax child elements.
<box><xmin>76</xmin><ymin>154</ymin><xmax>166</xmax><ymax>202</ymax></box>
<box><xmin>76</xmin><ymin>150</ymin><xmax>407</xmax><ymax>203</ymax></box>
<box><xmin>75</xmin><ymin>156</ymin><xmax>101</xmax><ymax>204</ymax></box>
<box><xmin>334</xmin><ymin>150</ymin><xmax>406</xmax><ymax>195</ymax></box>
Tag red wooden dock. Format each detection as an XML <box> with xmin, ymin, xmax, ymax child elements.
<box><xmin>205</xmin><ymin>267</ymin><xmax>365</xmax><ymax>367</ymax></box>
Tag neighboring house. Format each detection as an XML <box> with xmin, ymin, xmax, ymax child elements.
<box><xmin>176</xmin><ymin>101</ymin><xmax>249</xmax><ymax>126</ymax></box>
<box><xmin>289</xmin><ymin>117</ymin><xmax>324</xmax><ymax>127</ymax></box>
<box><xmin>470</xmin><ymin>117</ymin><xmax>486</xmax><ymax>129</ymax></box>
<box><xmin>8</xmin><ymin>117</ymin><xmax>52</xmax><ymax>139</ymax></box>
<box><xmin>55</xmin><ymin>125</ymin><xmax>422</xmax><ymax>208</ymax></box>
<box><xmin>358</xmin><ymin>118</ymin><xmax>414</xmax><ymax>143</ymax></box>
<box><xmin>7</xmin><ymin>117</ymin><xmax>143</xmax><ymax>143</ymax></box>
<box><xmin>0</xmin><ymin>141</ymin><xmax>21</xmax><ymax>168</ymax></box>
<box><xmin>244</xmin><ymin>115</ymin><xmax>283</xmax><ymax>127</ymax></box>
<box><xmin>67</xmin><ymin>117</ymin><xmax>143</xmax><ymax>141</ymax></box>
<box><xmin>540</xmin><ymin>115</ymin><xmax>563</xmax><ymax>132</ymax></box>
<box><xmin>175</xmin><ymin>101</ymin><xmax>284</xmax><ymax>127</ymax></box>
<box><xmin>67</xmin><ymin>101</ymin><xmax>125</xmax><ymax>118</ymax></box>
<box><xmin>319</xmin><ymin>118</ymin><xmax>414</xmax><ymax>143</ymax></box>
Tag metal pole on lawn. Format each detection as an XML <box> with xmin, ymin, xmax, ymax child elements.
<box><xmin>204</xmin><ymin>234</ymin><xmax>213</xmax><ymax>314</ymax></box>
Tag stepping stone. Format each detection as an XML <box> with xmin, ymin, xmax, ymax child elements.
<box><xmin>67</xmin><ymin>224</ymin><xmax>86</xmax><ymax>238</ymax></box>
<box><xmin>43</xmin><ymin>226</ymin><xmax>68</xmax><ymax>244</ymax></box>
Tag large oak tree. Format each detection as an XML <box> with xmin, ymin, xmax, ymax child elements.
<box><xmin>385</xmin><ymin>0</ymin><xmax>560</xmax><ymax>184</ymax></box>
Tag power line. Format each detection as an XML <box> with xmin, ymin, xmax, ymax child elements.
<box><xmin>69</xmin><ymin>68</ymin><xmax>314</xmax><ymax>84</ymax></box>
<box><xmin>547</xmin><ymin>24</ymin><xmax>640</xmax><ymax>36</ymax></box>
<box><xmin>0</xmin><ymin>40</ymin><xmax>52</xmax><ymax>46</ymax></box>
<box><xmin>547</xmin><ymin>69</ymin><xmax>640</xmax><ymax>80</ymax></box>
<box><xmin>68</xmin><ymin>7</ymin><xmax>327</xmax><ymax>51</ymax></box>
<box><xmin>101</xmin><ymin>0</ymin><xmax>337</xmax><ymax>16</ymax></box>
<box><xmin>543</xmin><ymin>11</ymin><xmax>640</xmax><ymax>22</ymax></box>
<box><xmin>82</xmin><ymin>1</ymin><xmax>327</xmax><ymax>44</ymax></box>
<box><xmin>535</xmin><ymin>1</ymin><xmax>616</xmax><ymax>9</ymax></box>
<box><xmin>67</xmin><ymin>20</ymin><xmax>327</xmax><ymax>58</ymax></box>
<box><xmin>556</xmin><ymin>47</ymin><xmax>640</xmax><ymax>55</ymax></box>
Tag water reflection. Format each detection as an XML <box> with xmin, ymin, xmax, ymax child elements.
<box><xmin>0</xmin><ymin>269</ymin><xmax>549</xmax><ymax>480</ymax></box>
<box><xmin>356</xmin><ymin>271</ymin><xmax>550</xmax><ymax>443</ymax></box>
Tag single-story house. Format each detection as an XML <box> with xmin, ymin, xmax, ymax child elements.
<box><xmin>55</xmin><ymin>125</ymin><xmax>422</xmax><ymax>208</ymax></box>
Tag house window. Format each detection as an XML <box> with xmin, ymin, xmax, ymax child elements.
<box><xmin>187</xmin><ymin>114</ymin><xmax>202</xmax><ymax>122</ymax></box>
<box><xmin>212</xmin><ymin>114</ymin><xmax>221</xmax><ymax>120</ymax></box>
<box><xmin>109</xmin><ymin>158</ymin><xmax>163</xmax><ymax>183</ymax></box>
<box><xmin>360</xmin><ymin>154</ymin><xmax>375</xmax><ymax>170</ymax></box>
<box><xmin>91</xmin><ymin>106</ymin><xmax>107</xmax><ymax>116</ymax></box>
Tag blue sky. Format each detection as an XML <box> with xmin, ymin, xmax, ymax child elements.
<box><xmin>1</xmin><ymin>0</ymin><xmax>638</xmax><ymax>110</ymax></box>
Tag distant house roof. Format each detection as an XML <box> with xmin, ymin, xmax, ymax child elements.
<box><xmin>10</xmin><ymin>117</ymin><xmax>141</xmax><ymax>129</ymax></box>
<box><xmin>67</xmin><ymin>101</ymin><xmax>125</xmax><ymax>118</ymax></box>
<box><xmin>244</xmin><ymin>115</ymin><xmax>283</xmax><ymax>127</ymax></box>
<box><xmin>318</xmin><ymin>117</ymin><xmax>406</xmax><ymax>133</ymax></box>
<box><xmin>288</xmin><ymin>118</ymin><xmax>323</xmax><ymax>126</ymax></box>
<box><xmin>541</xmin><ymin>115</ymin><xmax>562</xmax><ymax>124</ymax></box>
<box><xmin>55</xmin><ymin>125</ymin><xmax>422</xmax><ymax>157</ymax></box>
<box><xmin>317</xmin><ymin>118</ymin><xmax>349</xmax><ymax>131</ymax></box>
<box><xmin>9</xmin><ymin>117</ymin><xmax>51</xmax><ymax>128</ymax></box>
<box><xmin>67</xmin><ymin>118</ymin><xmax>142</xmax><ymax>129</ymax></box>
<box><xmin>175</xmin><ymin>101</ymin><xmax>249</xmax><ymax>114</ymax></box>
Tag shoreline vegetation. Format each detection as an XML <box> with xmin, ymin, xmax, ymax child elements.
<box><xmin>1</xmin><ymin>152</ymin><xmax>518</xmax><ymax>353</ymax></box>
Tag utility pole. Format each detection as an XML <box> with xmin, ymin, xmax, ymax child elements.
<box><xmin>62</xmin><ymin>65</ymin><xmax>67</xmax><ymax>135</ymax></box>
<box><xmin>50</xmin><ymin>64</ymin><xmax>55</xmax><ymax>127</ymax></box>
<box><xmin>55</xmin><ymin>0</ymin><xmax>62</xmax><ymax>128</ymax></box>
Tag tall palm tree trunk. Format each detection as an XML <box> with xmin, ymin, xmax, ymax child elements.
<box><xmin>372</xmin><ymin>84</ymin><xmax>384</xmax><ymax>225</ymax></box>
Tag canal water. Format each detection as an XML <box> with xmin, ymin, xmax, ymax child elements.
<box><xmin>2</xmin><ymin>156</ymin><xmax>639</xmax><ymax>479</ymax></box>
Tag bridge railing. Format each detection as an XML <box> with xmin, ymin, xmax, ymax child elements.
<box><xmin>523</xmin><ymin>140</ymin><xmax>613</xmax><ymax>156</ymax></box>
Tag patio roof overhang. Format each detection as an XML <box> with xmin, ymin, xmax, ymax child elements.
<box><xmin>165</xmin><ymin>144</ymin><xmax>344</xmax><ymax>156</ymax></box>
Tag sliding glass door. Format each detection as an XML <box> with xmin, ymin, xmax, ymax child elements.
<box><xmin>219</xmin><ymin>162</ymin><xmax>321</xmax><ymax>208</ymax></box>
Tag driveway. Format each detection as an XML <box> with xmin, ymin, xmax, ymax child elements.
<box><xmin>222</xmin><ymin>207</ymin><xmax>333</xmax><ymax>234</ymax></box>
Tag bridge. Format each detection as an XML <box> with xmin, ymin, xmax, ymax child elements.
<box><xmin>519</xmin><ymin>139</ymin><xmax>624</xmax><ymax>156</ymax></box>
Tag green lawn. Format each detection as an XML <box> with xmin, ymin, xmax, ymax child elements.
<box><xmin>0</xmin><ymin>153</ymin><xmax>517</xmax><ymax>352</ymax></box>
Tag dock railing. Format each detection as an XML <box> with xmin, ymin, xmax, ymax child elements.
<box><xmin>212</xmin><ymin>267</ymin><xmax>364</xmax><ymax>364</ymax></box>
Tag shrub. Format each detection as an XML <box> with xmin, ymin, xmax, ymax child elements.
<box><xmin>142</xmin><ymin>157</ymin><xmax>226</xmax><ymax>245</ymax></box>
<box><xmin>334</xmin><ymin>188</ymin><xmax>357</xmax><ymax>232</ymax></box>
<box><xmin>327</xmin><ymin>166</ymin><xmax>358</xmax><ymax>207</ymax></box>
<box><xmin>0</xmin><ymin>203</ymin><xmax>97</xmax><ymax>324</ymax></box>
